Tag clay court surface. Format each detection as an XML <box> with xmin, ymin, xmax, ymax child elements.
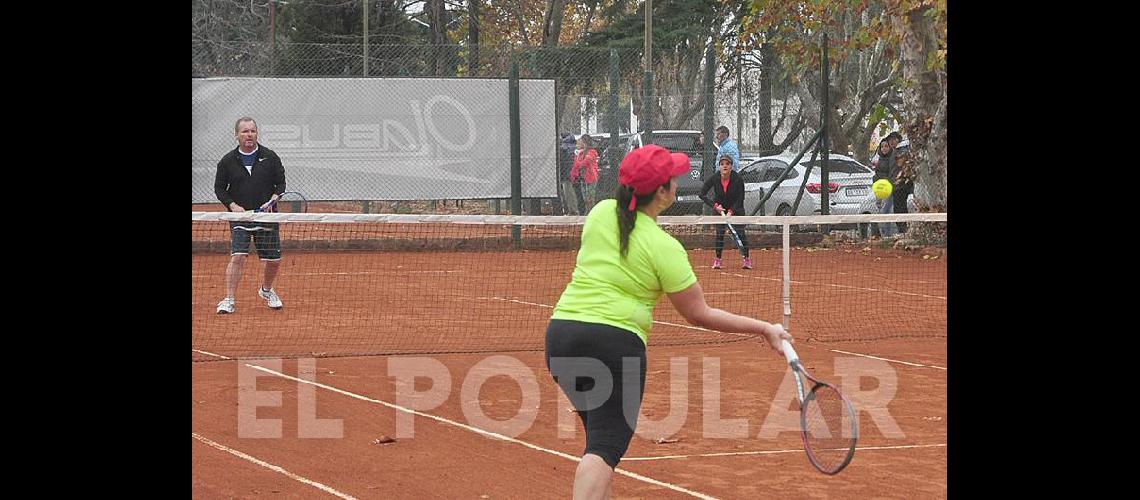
<box><xmin>192</xmin><ymin>339</ymin><xmax>945</xmax><ymax>498</ymax></box>
<box><xmin>193</xmin><ymin>216</ymin><xmax>946</xmax><ymax>498</ymax></box>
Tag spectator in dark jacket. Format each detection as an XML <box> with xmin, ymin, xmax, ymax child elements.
<box><xmin>872</xmin><ymin>138</ymin><xmax>893</xmax><ymax>184</ymax></box>
<box><xmin>559</xmin><ymin>133</ymin><xmax>581</xmax><ymax>215</ymax></box>
<box><xmin>871</xmin><ymin>138</ymin><xmax>898</xmax><ymax>238</ymax></box>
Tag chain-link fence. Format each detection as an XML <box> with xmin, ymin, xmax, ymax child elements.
<box><xmin>193</xmin><ymin>41</ymin><xmax>817</xmax><ymax>153</ymax></box>
<box><xmin>194</xmin><ymin>40</ymin><xmax>932</xmax><ymax>230</ymax></box>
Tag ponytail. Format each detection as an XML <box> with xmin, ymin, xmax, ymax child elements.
<box><xmin>615</xmin><ymin>181</ymin><xmax>671</xmax><ymax>258</ymax></box>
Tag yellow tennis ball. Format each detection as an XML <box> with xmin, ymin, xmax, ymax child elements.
<box><xmin>872</xmin><ymin>179</ymin><xmax>893</xmax><ymax>200</ymax></box>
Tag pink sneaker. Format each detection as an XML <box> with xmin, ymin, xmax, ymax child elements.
<box><xmin>712</xmin><ymin>258</ymin><xmax>722</xmax><ymax>269</ymax></box>
<box><xmin>742</xmin><ymin>257</ymin><xmax>753</xmax><ymax>269</ymax></box>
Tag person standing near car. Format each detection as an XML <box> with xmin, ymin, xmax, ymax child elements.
<box><xmin>872</xmin><ymin>138</ymin><xmax>898</xmax><ymax>238</ymax></box>
<box><xmin>887</xmin><ymin>132</ymin><xmax>914</xmax><ymax>233</ymax></box>
<box><xmin>699</xmin><ymin>155</ymin><xmax>752</xmax><ymax>269</ymax></box>
<box><xmin>559</xmin><ymin>132</ymin><xmax>582</xmax><ymax>215</ymax></box>
<box><xmin>571</xmin><ymin>134</ymin><xmax>600</xmax><ymax>212</ymax></box>
<box><xmin>714</xmin><ymin>126</ymin><xmax>740</xmax><ymax>172</ymax></box>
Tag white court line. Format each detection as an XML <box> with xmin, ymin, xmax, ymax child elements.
<box><xmin>192</xmin><ymin>432</ymin><xmax>357</xmax><ymax>499</ymax></box>
<box><xmin>829</xmin><ymin>349</ymin><xmax>946</xmax><ymax>370</ymax></box>
<box><xmin>623</xmin><ymin>443</ymin><xmax>946</xmax><ymax>461</ymax></box>
<box><xmin>192</xmin><ymin>270</ymin><xmax>462</xmax><ymax>278</ymax></box>
<box><xmin>191</xmin><ymin>350</ymin><xmax>718</xmax><ymax>500</ymax></box>
<box><xmin>800</xmin><ymin>281</ymin><xmax>945</xmax><ymax>300</ymax></box>
<box><xmin>480</xmin><ymin>298</ymin><xmax>941</xmax><ymax>369</ymax></box>
<box><xmin>716</xmin><ymin>273</ymin><xmax>944</xmax><ymax>300</ymax></box>
<box><xmin>193</xmin><ymin>349</ymin><xmax>230</xmax><ymax>360</ymax></box>
<box><xmin>477</xmin><ymin>297</ymin><xmax>554</xmax><ymax>309</ymax></box>
<box><xmin>719</xmin><ymin>273</ymin><xmax>781</xmax><ymax>283</ymax></box>
<box><xmin>834</xmin><ymin>272</ymin><xmax>943</xmax><ymax>285</ymax></box>
<box><xmin>711</xmin><ymin>272</ymin><xmax>943</xmax><ymax>298</ymax></box>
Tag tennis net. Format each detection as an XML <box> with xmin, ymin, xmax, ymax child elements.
<box><xmin>192</xmin><ymin>212</ymin><xmax>946</xmax><ymax>360</ymax></box>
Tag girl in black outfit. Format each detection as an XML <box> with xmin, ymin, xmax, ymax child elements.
<box><xmin>698</xmin><ymin>155</ymin><xmax>751</xmax><ymax>269</ymax></box>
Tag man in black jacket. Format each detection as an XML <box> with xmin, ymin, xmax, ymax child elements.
<box><xmin>213</xmin><ymin>116</ymin><xmax>287</xmax><ymax>314</ymax></box>
<box><xmin>698</xmin><ymin>155</ymin><xmax>752</xmax><ymax>270</ymax></box>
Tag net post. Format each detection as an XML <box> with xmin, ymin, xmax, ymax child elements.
<box><xmin>782</xmin><ymin>222</ymin><xmax>792</xmax><ymax>333</ymax></box>
<box><xmin>509</xmin><ymin>62</ymin><xmax>522</xmax><ymax>248</ymax></box>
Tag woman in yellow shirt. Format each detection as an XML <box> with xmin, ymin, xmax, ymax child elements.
<box><xmin>546</xmin><ymin>144</ymin><xmax>792</xmax><ymax>499</ymax></box>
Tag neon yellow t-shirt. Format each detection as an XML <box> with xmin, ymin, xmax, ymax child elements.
<box><xmin>551</xmin><ymin>198</ymin><xmax>697</xmax><ymax>345</ymax></box>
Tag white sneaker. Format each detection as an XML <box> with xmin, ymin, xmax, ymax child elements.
<box><xmin>259</xmin><ymin>288</ymin><xmax>283</xmax><ymax>309</ymax></box>
<box><xmin>216</xmin><ymin>297</ymin><xmax>235</xmax><ymax>314</ymax></box>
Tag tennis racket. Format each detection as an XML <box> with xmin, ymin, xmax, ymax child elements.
<box><xmin>258</xmin><ymin>191</ymin><xmax>308</xmax><ymax>213</ymax></box>
<box><xmin>716</xmin><ymin>206</ymin><xmax>744</xmax><ymax>249</ymax></box>
<box><xmin>781</xmin><ymin>339</ymin><xmax>858</xmax><ymax>475</ymax></box>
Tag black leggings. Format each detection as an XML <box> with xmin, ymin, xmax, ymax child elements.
<box><xmin>545</xmin><ymin>319</ymin><xmax>647</xmax><ymax>468</ymax></box>
<box><xmin>714</xmin><ymin>223</ymin><xmax>750</xmax><ymax>258</ymax></box>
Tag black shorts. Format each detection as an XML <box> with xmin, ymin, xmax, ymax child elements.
<box><xmin>545</xmin><ymin>319</ymin><xmax>647</xmax><ymax>468</ymax></box>
<box><xmin>229</xmin><ymin>221</ymin><xmax>281</xmax><ymax>260</ymax></box>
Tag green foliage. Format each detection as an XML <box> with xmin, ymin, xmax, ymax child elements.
<box><xmin>582</xmin><ymin>0</ymin><xmax>722</xmax><ymax>49</ymax></box>
<box><xmin>868</xmin><ymin>104</ymin><xmax>888</xmax><ymax>131</ymax></box>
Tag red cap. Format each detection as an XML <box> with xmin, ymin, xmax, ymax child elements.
<box><xmin>619</xmin><ymin>145</ymin><xmax>691</xmax><ymax>210</ymax></box>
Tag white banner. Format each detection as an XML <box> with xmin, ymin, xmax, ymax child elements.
<box><xmin>192</xmin><ymin>77</ymin><xmax>558</xmax><ymax>202</ymax></box>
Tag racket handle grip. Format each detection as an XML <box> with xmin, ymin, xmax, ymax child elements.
<box><xmin>781</xmin><ymin>339</ymin><xmax>799</xmax><ymax>364</ymax></box>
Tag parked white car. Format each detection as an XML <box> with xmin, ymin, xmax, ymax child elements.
<box><xmin>740</xmin><ymin>152</ymin><xmax>879</xmax><ymax>234</ymax></box>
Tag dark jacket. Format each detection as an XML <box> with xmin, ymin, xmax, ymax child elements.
<box><xmin>873</xmin><ymin>150</ymin><xmax>894</xmax><ymax>182</ymax></box>
<box><xmin>214</xmin><ymin>144</ymin><xmax>286</xmax><ymax>211</ymax></box>
<box><xmin>698</xmin><ymin>170</ymin><xmax>746</xmax><ymax>215</ymax></box>
<box><xmin>559</xmin><ymin>134</ymin><xmax>577</xmax><ymax>180</ymax></box>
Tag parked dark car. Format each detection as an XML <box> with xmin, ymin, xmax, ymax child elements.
<box><xmin>627</xmin><ymin>130</ymin><xmax>709</xmax><ymax>215</ymax></box>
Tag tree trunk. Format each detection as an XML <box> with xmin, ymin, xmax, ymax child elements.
<box><xmin>774</xmin><ymin>113</ymin><xmax>807</xmax><ymax>153</ymax></box>
<box><xmin>843</xmin><ymin>74</ymin><xmax>897</xmax><ymax>162</ymax></box>
<box><xmin>468</xmin><ymin>0</ymin><xmax>480</xmax><ymax>76</ymax></box>
<box><xmin>892</xmin><ymin>4</ymin><xmax>947</xmax><ymax>210</ymax></box>
<box><xmin>427</xmin><ymin>0</ymin><xmax>446</xmax><ymax>76</ymax></box>
<box><xmin>854</xmin><ymin>122</ymin><xmax>876</xmax><ymax>164</ymax></box>
<box><xmin>661</xmin><ymin>50</ymin><xmax>707</xmax><ymax>128</ymax></box>
<box><xmin>795</xmin><ymin>80</ymin><xmax>821</xmax><ymax>138</ymax></box>
<box><xmin>827</xmin><ymin>105</ymin><xmax>851</xmax><ymax>155</ymax></box>
<box><xmin>923</xmin><ymin>90</ymin><xmax>948</xmax><ymax>211</ymax></box>
<box><xmin>512</xmin><ymin>0</ymin><xmax>528</xmax><ymax>40</ymax></box>
<box><xmin>757</xmin><ymin>43</ymin><xmax>775</xmax><ymax>154</ymax></box>
<box><xmin>542</xmin><ymin>0</ymin><xmax>567</xmax><ymax>47</ymax></box>
<box><xmin>581</xmin><ymin>1</ymin><xmax>598</xmax><ymax>38</ymax></box>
